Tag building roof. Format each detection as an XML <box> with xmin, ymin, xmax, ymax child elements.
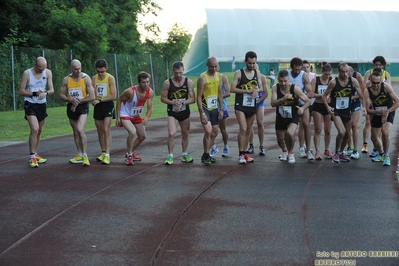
<box><xmin>204</xmin><ymin>8</ymin><xmax>399</xmax><ymax>63</ymax></box>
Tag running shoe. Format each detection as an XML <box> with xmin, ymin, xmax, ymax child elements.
<box><xmin>222</xmin><ymin>145</ymin><xmax>229</xmax><ymax>157</ymax></box>
<box><xmin>244</xmin><ymin>153</ymin><xmax>254</xmax><ymax>163</ymax></box>
<box><xmin>279</xmin><ymin>151</ymin><xmax>288</xmax><ymax>161</ymax></box>
<box><xmin>344</xmin><ymin>147</ymin><xmax>353</xmax><ymax>156</ymax></box>
<box><xmin>238</xmin><ymin>155</ymin><xmax>247</xmax><ymax>164</ymax></box>
<box><xmin>350</xmin><ymin>151</ymin><xmax>360</xmax><ymax>160</ymax></box>
<box><xmin>383</xmin><ymin>155</ymin><xmax>391</xmax><ymax>166</ymax></box>
<box><xmin>259</xmin><ymin>146</ymin><xmax>266</xmax><ymax>156</ymax></box>
<box><xmin>126</xmin><ymin>154</ymin><xmax>134</xmax><ymax>165</ymax></box>
<box><xmin>35</xmin><ymin>154</ymin><xmax>47</xmax><ymax>164</ymax></box>
<box><xmin>339</xmin><ymin>153</ymin><xmax>351</xmax><ymax>162</ymax></box>
<box><xmin>247</xmin><ymin>144</ymin><xmax>254</xmax><ymax>154</ymax></box>
<box><xmin>307</xmin><ymin>150</ymin><xmax>315</xmax><ymax>161</ymax></box>
<box><xmin>102</xmin><ymin>155</ymin><xmax>110</xmax><ymax>165</ymax></box>
<box><xmin>201</xmin><ymin>154</ymin><xmax>211</xmax><ymax>165</ymax></box>
<box><xmin>96</xmin><ymin>152</ymin><xmax>105</xmax><ymax>162</ymax></box>
<box><xmin>210</xmin><ymin>156</ymin><xmax>216</xmax><ymax>163</ymax></box>
<box><xmin>29</xmin><ymin>157</ymin><xmax>39</xmax><ymax>168</ymax></box>
<box><xmin>181</xmin><ymin>154</ymin><xmax>193</xmax><ymax>163</ymax></box>
<box><xmin>324</xmin><ymin>150</ymin><xmax>333</xmax><ymax>159</ymax></box>
<box><xmin>288</xmin><ymin>153</ymin><xmax>295</xmax><ymax>164</ymax></box>
<box><xmin>369</xmin><ymin>149</ymin><xmax>379</xmax><ymax>157</ymax></box>
<box><xmin>82</xmin><ymin>155</ymin><xmax>90</xmax><ymax>166</ymax></box>
<box><xmin>315</xmin><ymin>151</ymin><xmax>322</xmax><ymax>160</ymax></box>
<box><xmin>210</xmin><ymin>145</ymin><xmax>219</xmax><ymax>157</ymax></box>
<box><xmin>165</xmin><ymin>155</ymin><xmax>173</xmax><ymax>165</ymax></box>
<box><xmin>132</xmin><ymin>153</ymin><xmax>142</xmax><ymax>161</ymax></box>
<box><xmin>372</xmin><ymin>154</ymin><xmax>383</xmax><ymax>162</ymax></box>
<box><xmin>69</xmin><ymin>154</ymin><xmax>83</xmax><ymax>164</ymax></box>
<box><xmin>299</xmin><ymin>147</ymin><xmax>307</xmax><ymax>158</ymax></box>
<box><xmin>332</xmin><ymin>153</ymin><xmax>340</xmax><ymax>164</ymax></box>
<box><xmin>361</xmin><ymin>143</ymin><xmax>368</xmax><ymax>153</ymax></box>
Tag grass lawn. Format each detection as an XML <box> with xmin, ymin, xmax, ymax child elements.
<box><xmin>0</xmin><ymin>73</ymin><xmax>237</xmax><ymax>142</ymax></box>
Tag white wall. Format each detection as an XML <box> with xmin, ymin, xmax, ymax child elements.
<box><xmin>206</xmin><ymin>9</ymin><xmax>399</xmax><ymax>63</ymax></box>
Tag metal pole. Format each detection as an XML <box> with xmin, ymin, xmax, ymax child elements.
<box><xmin>166</xmin><ymin>59</ymin><xmax>169</xmax><ymax>79</ymax></box>
<box><xmin>126</xmin><ymin>55</ymin><xmax>133</xmax><ymax>85</ymax></box>
<box><xmin>11</xmin><ymin>46</ymin><xmax>16</xmax><ymax>111</ymax></box>
<box><xmin>114</xmin><ymin>53</ymin><xmax>119</xmax><ymax>97</ymax></box>
<box><xmin>149</xmin><ymin>53</ymin><xmax>155</xmax><ymax>95</ymax></box>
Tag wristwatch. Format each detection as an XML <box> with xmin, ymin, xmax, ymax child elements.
<box><xmin>98</xmin><ymin>98</ymin><xmax>102</xmax><ymax>103</ymax></box>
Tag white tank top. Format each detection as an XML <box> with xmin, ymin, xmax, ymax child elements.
<box><xmin>24</xmin><ymin>69</ymin><xmax>48</xmax><ymax>104</ymax></box>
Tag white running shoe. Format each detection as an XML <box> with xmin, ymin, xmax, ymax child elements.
<box><xmin>288</xmin><ymin>153</ymin><xmax>295</xmax><ymax>164</ymax></box>
<box><xmin>299</xmin><ymin>147</ymin><xmax>307</xmax><ymax>158</ymax></box>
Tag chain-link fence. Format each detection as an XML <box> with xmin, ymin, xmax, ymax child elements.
<box><xmin>1</xmin><ymin>46</ymin><xmax>177</xmax><ymax>111</ymax></box>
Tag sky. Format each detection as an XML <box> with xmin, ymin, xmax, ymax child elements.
<box><xmin>139</xmin><ymin>0</ymin><xmax>399</xmax><ymax>40</ymax></box>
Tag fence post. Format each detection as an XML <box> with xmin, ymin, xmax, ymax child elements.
<box><xmin>149</xmin><ymin>53</ymin><xmax>155</xmax><ymax>95</ymax></box>
<box><xmin>11</xmin><ymin>46</ymin><xmax>16</xmax><ymax>111</ymax></box>
<box><xmin>114</xmin><ymin>53</ymin><xmax>120</xmax><ymax>97</ymax></box>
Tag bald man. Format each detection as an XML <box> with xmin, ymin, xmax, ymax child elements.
<box><xmin>19</xmin><ymin>57</ymin><xmax>55</xmax><ymax>168</ymax></box>
<box><xmin>197</xmin><ymin>57</ymin><xmax>224</xmax><ymax>165</ymax></box>
<box><xmin>59</xmin><ymin>59</ymin><xmax>95</xmax><ymax>166</ymax></box>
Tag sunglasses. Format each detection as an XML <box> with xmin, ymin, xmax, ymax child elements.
<box><xmin>371</xmin><ymin>80</ymin><xmax>380</xmax><ymax>85</ymax></box>
<box><xmin>96</xmin><ymin>70</ymin><xmax>106</xmax><ymax>74</ymax></box>
<box><xmin>37</xmin><ymin>66</ymin><xmax>46</xmax><ymax>72</ymax></box>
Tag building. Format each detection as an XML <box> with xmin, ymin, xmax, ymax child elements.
<box><xmin>183</xmin><ymin>9</ymin><xmax>399</xmax><ymax>76</ymax></box>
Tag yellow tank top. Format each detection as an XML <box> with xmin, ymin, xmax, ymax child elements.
<box><xmin>201</xmin><ymin>72</ymin><xmax>220</xmax><ymax>111</ymax></box>
<box><xmin>370</xmin><ymin>69</ymin><xmax>387</xmax><ymax>81</ymax></box>
<box><xmin>67</xmin><ymin>74</ymin><xmax>87</xmax><ymax>100</ymax></box>
<box><xmin>94</xmin><ymin>73</ymin><xmax>111</xmax><ymax>100</ymax></box>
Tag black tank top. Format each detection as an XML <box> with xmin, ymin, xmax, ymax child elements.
<box><xmin>330</xmin><ymin>77</ymin><xmax>354</xmax><ymax>112</ymax></box>
<box><xmin>234</xmin><ymin>69</ymin><xmax>259</xmax><ymax>111</ymax></box>
<box><xmin>167</xmin><ymin>77</ymin><xmax>190</xmax><ymax>115</ymax></box>
<box><xmin>276</xmin><ymin>84</ymin><xmax>298</xmax><ymax>118</ymax></box>
<box><xmin>367</xmin><ymin>82</ymin><xmax>393</xmax><ymax>110</ymax></box>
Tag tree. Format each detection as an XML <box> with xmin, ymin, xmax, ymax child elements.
<box><xmin>0</xmin><ymin>0</ymin><xmax>161</xmax><ymax>55</ymax></box>
<box><xmin>161</xmin><ymin>23</ymin><xmax>191</xmax><ymax>62</ymax></box>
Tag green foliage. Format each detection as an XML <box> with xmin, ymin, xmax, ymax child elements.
<box><xmin>0</xmin><ymin>0</ymin><xmax>192</xmax><ymax>110</ymax></box>
<box><xmin>0</xmin><ymin>32</ymin><xmax>28</xmax><ymax>111</ymax></box>
<box><xmin>162</xmin><ymin>24</ymin><xmax>191</xmax><ymax>61</ymax></box>
<box><xmin>44</xmin><ymin>4</ymin><xmax>108</xmax><ymax>62</ymax></box>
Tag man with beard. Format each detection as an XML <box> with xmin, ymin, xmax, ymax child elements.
<box><xmin>288</xmin><ymin>57</ymin><xmax>314</xmax><ymax>160</ymax></box>
<box><xmin>230</xmin><ymin>51</ymin><xmax>263</xmax><ymax>164</ymax></box>
<box><xmin>271</xmin><ymin>70</ymin><xmax>310</xmax><ymax>164</ymax></box>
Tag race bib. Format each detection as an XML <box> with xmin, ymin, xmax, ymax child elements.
<box><xmin>96</xmin><ymin>84</ymin><xmax>108</xmax><ymax>97</ymax></box>
<box><xmin>173</xmin><ymin>98</ymin><xmax>186</xmax><ymax>112</ymax></box>
<box><xmin>130</xmin><ymin>106</ymin><xmax>144</xmax><ymax>117</ymax></box>
<box><xmin>375</xmin><ymin>106</ymin><xmax>387</xmax><ymax>116</ymax></box>
<box><xmin>207</xmin><ymin>96</ymin><xmax>217</xmax><ymax>109</ymax></box>
<box><xmin>336</xmin><ymin>97</ymin><xmax>349</xmax><ymax>109</ymax></box>
<box><xmin>69</xmin><ymin>88</ymin><xmax>83</xmax><ymax>100</ymax></box>
<box><xmin>278</xmin><ymin>106</ymin><xmax>292</xmax><ymax>118</ymax></box>
<box><xmin>242</xmin><ymin>93</ymin><xmax>255</xmax><ymax>107</ymax></box>
<box><xmin>317</xmin><ymin>85</ymin><xmax>327</xmax><ymax>95</ymax></box>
